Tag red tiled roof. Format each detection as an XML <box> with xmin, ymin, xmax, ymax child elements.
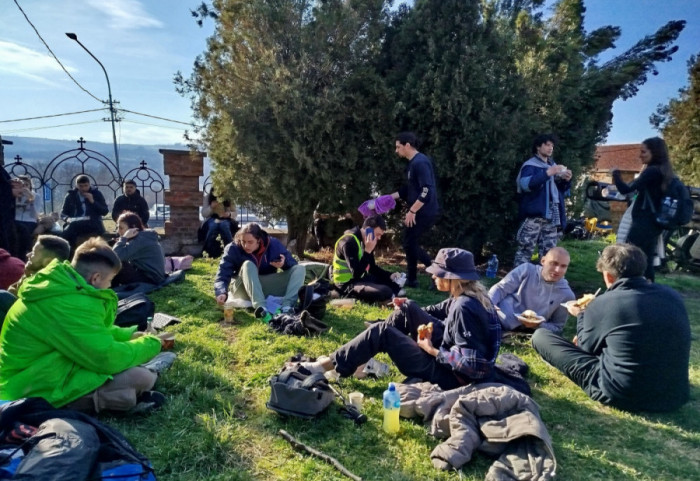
<box><xmin>592</xmin><ymin>144</ymin><xmax>643</xmax><ymax>172</ymax></box>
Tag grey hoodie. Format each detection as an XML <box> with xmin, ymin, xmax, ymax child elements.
<box><xmin>489</xmin><ymin>263</ymin><xmax>574</xmax><ymax>334</ymax></box>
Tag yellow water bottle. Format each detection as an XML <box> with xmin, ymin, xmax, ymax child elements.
<box><xmin>383</xmin><ymin>382</ymin><xmax>400</xmax><ymax>434</ymax></box>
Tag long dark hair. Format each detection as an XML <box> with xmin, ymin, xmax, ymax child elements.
<box><xmin>234</xmin><ymin>222</ymin><xmax>265</xmax><ymax>248</ymax></box>
<box><xmin>642</xmin><ymin>137</ymin><xmax>675</xmax><ymax>191</ymax></box>
<box><xmin>117</xmin><ymin>211</ymin><xmax>145</xmax><ymax>231</ymax></box>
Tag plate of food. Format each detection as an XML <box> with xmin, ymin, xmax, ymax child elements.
<box><xmin>562</xmin><ymin>292</ymin><xmax>598</xmax><ymax>310</ymax></box>
<box><xmin>515</xmin><ymin>310</ymin><xmax>545</xmax><ymax>325</ymax></box>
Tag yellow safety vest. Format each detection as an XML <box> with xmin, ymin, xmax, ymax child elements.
<box><xmin>332</xmin><ymin>233</ymin><xmax>363</xmax><ymax>285</ymax></box>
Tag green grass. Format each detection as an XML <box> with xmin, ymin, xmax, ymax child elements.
<box><xmin>106</xmin><ymin>240</ymin><xmax>700</xmax><ymax>480</ymax></box>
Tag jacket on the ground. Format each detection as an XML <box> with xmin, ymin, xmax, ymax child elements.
<box><xmin>113</xmin><ymin>229</ymin><xmax>165</xmax><ymax>284</ymax></box>
<box><xmin>397</xmin><ymin>382</ymin><xmax>556</xmax><ymax>479</ymax></box>
<box><xmin>60</xmin><ymin>187</ymin><xmax>108</xmax><ymax>233</ymax></box>
<box><xmin>331</xmin><ymin>227</ymin><xmax>392</xmax><ymax>286</ymax></box>
<box><xmin>0</xmin><ymin>260</ymin><xmax>161</xmax><ymax>407</ymax></box>
<box><xmin>517</xmin><ymin>156</ymin><xmax>569</xmax><ymax>229</ymax></box>
<box><xmin>111</xmin><ymin>189</ymin><xmax>150</xmax><ymax>224</ymax></box>
<box><xmin>398</xmin><ymin>152</ymin><xmax>439</xmax><ymax>217</ymax></box>
<box><xmin>488</xmin><ymin>263</ymin><xmax>575</xmax><ymax>333</ymax></box>
<box><xmin>214</xmin><ymin>230</ymin><xmax>296</xmax><ymax>298</ymax></box>
<box><xmin>577</xmin><ymin>276</ymin><xmax>690</xmax><ymax>412</ymax></box>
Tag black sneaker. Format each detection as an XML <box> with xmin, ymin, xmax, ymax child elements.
<box><xmin>254</xmin><ymin>307</ymin><xmax>272</xmax><ymax>323</ymax></box>
<box><xmin>131</xmin><ymin>390</ymin><xmax>166</xmax><ymax>414</ymax></box>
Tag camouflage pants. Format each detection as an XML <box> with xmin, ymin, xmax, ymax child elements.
<box><xmin>514</xmin><ymin>217</ymin><xmax>559</xmax><ymax>266</ymax></box>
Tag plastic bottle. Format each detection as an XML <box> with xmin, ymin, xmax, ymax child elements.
<box><xmin>382</xmin><ymin>382</ymin><xmax>401</xmax><ymax>434</ymax></box>
<box><xmin>145</xmin><ymin>316</ymin><xmax>156</xmax><ymax>334</ymax></box>
<box><xmin>486</xmin><ymin>254</ymin><xmax>499</xmax><ymax>278</ymax></box>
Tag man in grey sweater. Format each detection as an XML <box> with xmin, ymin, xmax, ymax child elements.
<box><xmin>489</xmin><ymin>247</ymin><xmax>575</xmax><ymax>334</ymax></box>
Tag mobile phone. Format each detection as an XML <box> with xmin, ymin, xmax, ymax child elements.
<box><xmin>272</xmin><ymin>255</ymin><xmax>282</xmax><ymax>262</ymax></box>
<box><xmin>365</xmin><ymin>227</ymin><xmax>374</xmax><ymax>241</ymax></box>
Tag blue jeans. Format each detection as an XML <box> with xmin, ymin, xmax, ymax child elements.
<box><xmin>205</xmin><ymin>218</ymin><xmax>233</xmax><ymax>246</ymax></box>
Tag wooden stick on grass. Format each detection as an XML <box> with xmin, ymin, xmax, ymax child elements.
<box><xmin>279</xmin><ymin>429</ymin><xmax>362</xmax><ymax>481</ymax></box>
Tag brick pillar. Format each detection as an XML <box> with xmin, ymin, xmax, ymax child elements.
<box><xmin>160</xmin><ymin>149</ymin><xmax>206</xmax><ymax>255</ymax></box>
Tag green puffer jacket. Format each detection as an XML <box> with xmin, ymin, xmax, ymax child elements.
<box><xmin>0</xmin><ymin>260</ymin><xmax>161</xmax><ymax>407</ymax></box>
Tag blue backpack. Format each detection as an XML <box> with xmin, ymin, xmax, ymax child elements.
<box><xmin>655</xmin><ymin>177</ymin><xmax>694</xmax><ymax>229</ymax></box>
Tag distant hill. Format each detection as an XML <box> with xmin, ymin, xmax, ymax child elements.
<box><xmin>1</xmin><ymin>136</ymin><xmax>200</xmax><ymax>175</ymax></box>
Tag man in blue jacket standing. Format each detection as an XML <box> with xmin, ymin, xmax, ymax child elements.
<box><xmin>514</xmin><ymin>134</ymin><xmax>571</xmax><ymax>266</ymax></box>
<box><xmin>392</xmin><ymin>132</ymin><xmax>440</xmax><ymax>288</ymax></box>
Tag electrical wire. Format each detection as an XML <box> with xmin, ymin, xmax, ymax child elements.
<box><xmin>0</xmin><ymin>109</ymin><xmax>106</xmax><ymax>123</ymax></box>
<box><xmin>2</xmin><ymin>119</ymin><xmax>105</xmax><ymax>134</ymax></box>
<box><xmin>12</xmin><ymin>0</ymin><xmax>103</xmax><ymax>103</ymax></box>
<box><xmin>120</xmin><ymin>108</ymin><xmax>199</xmax><ymax>127</ymax></box>
<box><xmin>120</xmin><ymin>119</ymin><xmax>189</xmax><ymax>131</ymax></box>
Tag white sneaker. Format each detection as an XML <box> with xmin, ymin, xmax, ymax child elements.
<box><xmin>362</xmin><ymin>358</ymin><xmax>390</xmax><ymax>378</ymax></box>
<box><xmin>229</xmin><ymin>298</ymin><xmax>253</xmax><ymax>309</ymax></box>
<box><xmin>141</xmin><ymin>352</ymin><xmax>177</xmax><ymax>374</ymax></box>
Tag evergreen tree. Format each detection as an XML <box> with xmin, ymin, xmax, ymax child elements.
<box><xmin>652</xmin><ymin>54</ymin><xmax>700</xmax><ymax>186</ymax></box>
<box><xmin>177</xmin><ymin>0</ymin><xmax>393</xmax><ymax>253</ymax></box>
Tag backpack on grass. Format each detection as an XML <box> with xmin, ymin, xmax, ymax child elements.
<box><xmin>655</xmin><ymin>177</ymin><xmax>693</xmax><ymax>229</ymax></box>
<box><xmin>267</xmin><ymin>365</ymin><xmax>335</xmax><ymax>419</ymax></box>
<box><xmin>296</xmin><ymin>279</ymin><xmax>330</xmax><ymax>320</ymax></box>
<box><xmin>115</xmin><ymin>293</ymin><xmax>155</xmax><ymax>331</ymax></box>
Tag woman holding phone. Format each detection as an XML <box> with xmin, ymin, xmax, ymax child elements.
<box><xmin>213</xmin><ymin>223</ymin><xmax>305</xmax><ymax>322</ymax></box>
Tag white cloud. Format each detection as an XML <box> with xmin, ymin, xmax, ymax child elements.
<box><xmin>0</xmin><ymin>40</ymin><xmax>71</xmax><ymax>86</ymax></box>
<box><xmin>86</xmin><ymin>0</ymin><xmax>163</xmax><ymax>30</ymax></box>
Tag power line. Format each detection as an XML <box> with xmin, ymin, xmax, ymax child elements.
<box><xmin>12</xmin><ymin>0</ymin><xmax>103</xmax><ymax>103</ymax></box>
<box><xmin>0</xmin><ymin>109</ymin><xmax>106</xmax><ymax>123</ymax></box>
<box><xmin>121</xmin><ymin>119</ymin><xmax>190</xmax><ymax>131</ymax></box>
<box><xmin>2</xmin><ymin>119</ymin><xmax>105</xmax><ymax>134</ymax></box>
<box><xmin>120</xmin><ymin>108</ymin><xmax>199</xmax><ymax>127</ymax></box>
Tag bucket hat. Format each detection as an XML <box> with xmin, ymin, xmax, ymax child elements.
<box><xmin>425</xmin><ymin>248</ymin><xmax>480</xmax><ymax>280</ymax></box>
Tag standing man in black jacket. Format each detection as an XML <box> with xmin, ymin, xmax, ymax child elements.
<box><xmin>112</xmin><ymin>179</ymin><xmax>150</xmax><ymax>226</ymax></box>
<box><xmin>532</xmin><ymin>244</ymin><xmax>690</xmax><ymax>412</ymax></box>
<box><xmin>391</xmin><ymin>132</ymin><xmax>440</xmax><ymax>289</ymax></box>
<box><xmin>60</xmin><ymin>175</ymin><xmax>109</xmax><ymax>249</ymax></box>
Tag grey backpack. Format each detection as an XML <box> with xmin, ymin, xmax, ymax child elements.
<box><xmin>267</xmin><ymin>367</ymin><xmax>335</xmax><ymax>419</ymax></box>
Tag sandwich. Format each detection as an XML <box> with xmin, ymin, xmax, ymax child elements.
<box><xmin>573</xmin><ymin>293</ymin><xmax>596</xmax><ymax>309</ymax></box>
<box><xmin>520</xmin><ymin>310</ymin><xmax>541</xmax><ymax>321</ymax></box>
<box><xmin>417</xmin><ymin>322</ymin><xmax>434</xmax><ymax>340</ymax></box>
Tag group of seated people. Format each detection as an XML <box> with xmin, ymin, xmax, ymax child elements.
<box><xmin>0</xmin><ymin>237</ymin><xmax>172</xmax><ymax>415</ymax></box>
<box><xmin>214</xmin><ymin>213</ymin><xmax>690</xmax><ymax>413</ymax></box>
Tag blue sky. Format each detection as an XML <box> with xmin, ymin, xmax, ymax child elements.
<box><xmin>0</xmin><ymin>0</ymin><xmax>697</xmax><ymax>147</ymax></box>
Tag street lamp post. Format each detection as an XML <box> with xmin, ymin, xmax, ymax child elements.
<box><xmin>65</xmin><ymin>32</ymin><xmax>120</xmax><ymax>177</ymax></box>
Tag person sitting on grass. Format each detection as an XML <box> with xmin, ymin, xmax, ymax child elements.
<box><xmin>8</xmin><ymin>234</ymin><xmax>70</xmax><ymax>296</ymax></box>
<box><xmin>531</xmin><ymin>244</ymin><xmax>690</xmax><ymax>412</ymax></box>
<box><xmin>0</xmin><ymin>237</ymin><xmax>168</xmax><ymax>414</ymax></box>
<box><xmin>112</xmin><ymin>211</ymin><xmax>166</xmax><ymax>286</ymax></box>
<box><xmin>488</xmin><ymin>247</ymin><xmax>575</xmax><ymax>335</ymax></box>
<box><xmin>214</xmin><ymin>223</ymin><xmax>305</xmax><ymax>322</ymax></box>
<box><xmin>331</xmin><ymin>215</ymin><xmax>402</xmax><ymax>304</ymax></box>
<box><xmin>298</xmin><ymin>248</ymin><xmax>501</xmax><ymax>391</ymax></box>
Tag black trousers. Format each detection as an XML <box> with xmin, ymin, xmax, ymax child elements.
<box><xmin>403</xmin><ymin>213</ymin><xmax>436</xmax><ymax>283</ymax></box>
<box><xmin>531</xmin><ymin>328</ymin><xmax>610</xmax><ymax>404</ymax></box>
<box><xmin>342</xmin><ymin>274</ymin><xmax>400</xmax><ymax>304</ymax></box>
<box><xmin>332</xmin><ymin>300</ymin><xmax>462</xmax><ymax>390</ymax></box>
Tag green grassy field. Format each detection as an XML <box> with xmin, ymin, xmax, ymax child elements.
<box><xmin>107</xmin><ymin>239</ymin><xmax>700</xmax><ymax>480</ymax></box>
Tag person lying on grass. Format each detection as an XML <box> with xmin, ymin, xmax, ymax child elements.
<box><xmin>0</xmin><ymin>237</ymin><xmax>169</xmax><ymax>415</ymax></box>
<box><xmin>299</xmin><ymin>248</ymin><xmax>501</xmax><ymax>390</ymax></box>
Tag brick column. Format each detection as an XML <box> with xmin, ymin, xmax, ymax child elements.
<box><xmin>160</xmin><ymin>149</ymin><xmax>206</xmax><ymax>255</ymax></box>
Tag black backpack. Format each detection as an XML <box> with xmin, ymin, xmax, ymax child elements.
<box><xmin>267</xmin><ymin>366</ymin><xmax>335</xmax><ymax>419</ymax></box>
<box><xmin>296</xmin><ymin>279</ymin><xmax>330</xmax><ymax>320</ymax></box>
<box><xmin>115</xmin><ymin>293</ymin><xmax>155</xmax><ymax>331</ymax></box>
<box><xmin>655</xmin><ymin>177</ymin><xmax>694</xmax><ymax>229</ymax></box>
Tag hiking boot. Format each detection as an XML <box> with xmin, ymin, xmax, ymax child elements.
<box><xmin>255</xmin><ymin>307</ymin><xmax>272</xmax><ymax>323</ymax></box>
<box><xmin>141</xmin><ymin>352</ymin><xmax>177</xmax><ymax>374</ymax></box>
<box><xmin>360</xmin><ymin>358</ymin><xmax>390</xmax><ymax>378</ymax></box>
<box><xmin>130</xmin><ymin>390</ymin><xmax>166</xmax><ymax>414</ymax></box>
